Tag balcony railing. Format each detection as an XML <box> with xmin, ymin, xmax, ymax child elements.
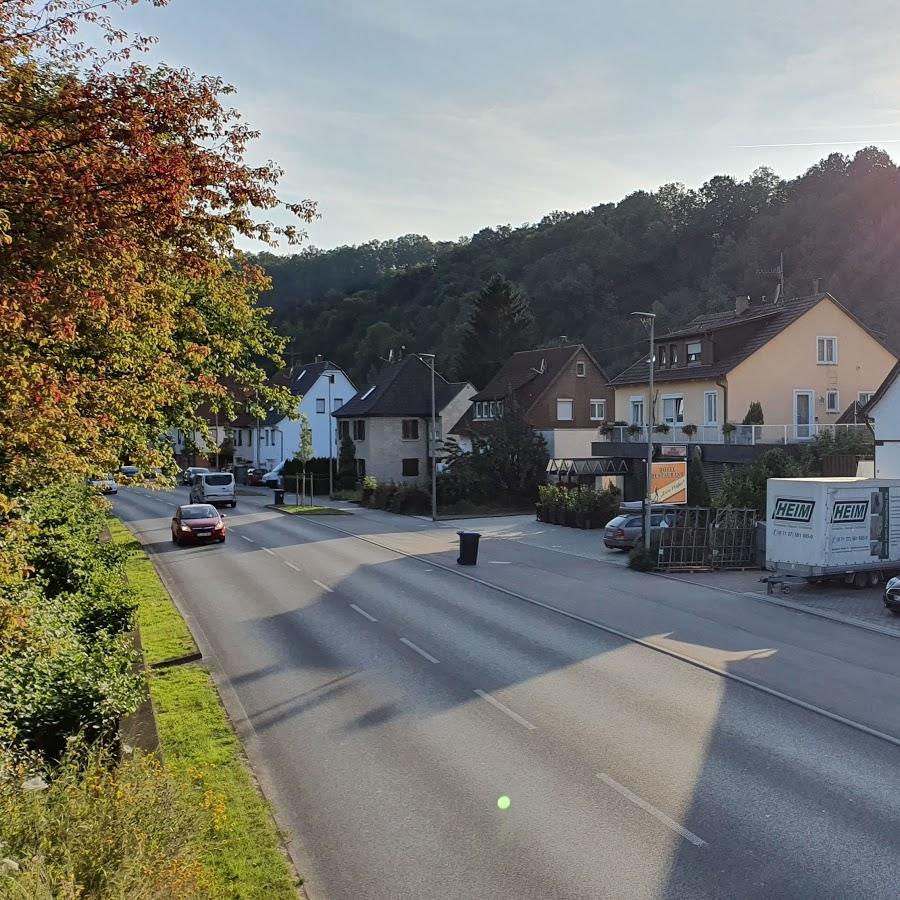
<box><xmin>598</xmin><ymin>423</ymin><xmax>870</xmax><ymax>446</ymax></box>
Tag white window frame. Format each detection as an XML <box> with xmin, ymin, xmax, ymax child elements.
<box><xmin>658</xmin><ymin>346</ymin><xmax>667</xmax><ymax>368</ymax></box>
<box><xmin>333</xmin><ymin>397</ymin><xmax>343</xmax><ymax>411</ymax></box>
<box><xmin>575</xmin><ymin>361</ymin><xmax>586</xmax><ymax>377</ymax></box>
<box><xmin>793</xmin><ymin>388</ymin><xmax>816</xmax><ymax>439</ymax></box>
<box><xmin>817</xmin><ymin>336</ymin><xmax>838</xmax><ymax>365</ymax></box>
<box><xmin>401</xmin><ymin>419</ymin><xmax>419</xmax><ymax>441</ymax></box>
<box><xmin>352</xmin><ymin>419</ymin><xmax>366</xmax><ymax>441</ymax></box>
<box><xmin>858</xmin><ymin>391</ymin><xmax>874</xmax><ymax>405</ymax></box>
<box><xmin>316</xmin><ymin>397</ymin><xmax>326</xmax><ymax>413</ymax></box>
<box><xmin>556</xmin><ymin>398</ymin><xmax>574</xmax><ymax>422</ymax></box>
<box><xmin>589</xmin><ymin>399</ymin><xmax>606</xmax><ymax>421</ymax></box>
<box><xmin>703</xmin><ymin>390</ymin><xmax>718</xmax><ymax>426</ymax></box>
<box><xmin>825</xmin><ymin>389</ymin><xmax>840</xmax><ymax>414</ymax></box>
<box><xmin>661</xmin><ymin>394</ymin><xmax>685</xmax><ymax>426</ymax></box>
<box><xmin>630</xmin><ymin>396</ymin><xmax>645</xmax><ymax>426</ymax></box>
<box><xmin>687</xmin><ymin>341</ymin><xmax>702</xmax><ymax>363</ymax></box>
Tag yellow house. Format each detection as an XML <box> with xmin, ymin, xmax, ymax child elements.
<box><xmin>609</xmin><ymin>292</ymin><xmax>897</xmax><ymax>443</ymax></box>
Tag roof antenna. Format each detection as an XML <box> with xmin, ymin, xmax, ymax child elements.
<box><xmin>757</xmin><ymin>251</ymin><xmax>785</xmax><ymax>305</ymax></box>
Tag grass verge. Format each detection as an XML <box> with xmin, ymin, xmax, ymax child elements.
<box><xmin>276</xmin><ymin>505</ymin><xmax>352</xmax><ymax>515</ymax></box>
<box><xmin>110</xmin><ymin>518</ymin><xmax>300</xmax><ymax>898</ymax></box>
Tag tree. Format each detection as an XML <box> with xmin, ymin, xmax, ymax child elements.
<box><xmin>687</xmin><ymin>453</ymin><xmax>711</xmax><ymax>507</ymax></box>
<box><xmin>743</xmin><ymin>402</ymin><xmax>765</xmax><ymax>425</ymax></box>
<box><xmin>337</xmin><ymin>434</ymin><xmax>357</xmax><ymax>489</ymax></box>
<box><xmin>719</xmin><ymin>449</ymin><xmax>804</xmax><ymax>516</ymax></box>
<box><xmin>0</xmin><ymin>0</ymin><xmax>315</xmax><ymax>491</ymax></box>
<box><xmin>458</xmin><ymin>275</ymin><xmax>535</xmax><ymax>388</ymax></box>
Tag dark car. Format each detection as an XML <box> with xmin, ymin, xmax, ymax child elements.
<box><xmin>181</xmin><ymin>466</ymin><xmax>209</xmax><ymax>486</ymax></box>
<box><xmin>603</xmin><ymin>511</ymin><xmax>674</xmax><ymax>550</ymax></box>
<box><xmin>883</xmin><ymin>576</ymin><xmax>900</xmax><ymax>616</ymax></box>
<box><xmin>246</xmin><ymin>468</ymin><xmax>266</xmax><ymax>486</ymax></box>
<box><xmin>171</xmin><ymin>504</ymin><xmax>226</xmax><ymax>545</ymax></box>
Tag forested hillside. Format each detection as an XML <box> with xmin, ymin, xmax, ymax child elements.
<box><xmin>258</xmin><ymin>147</ymin><xmax>900</xmax><ymax>387</ymax></box>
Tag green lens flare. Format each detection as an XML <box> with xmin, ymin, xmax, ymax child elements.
<box><xmin>497</xmin><ymin>795</ymin><xmax>511</xmax><ymax>810</ymax></box>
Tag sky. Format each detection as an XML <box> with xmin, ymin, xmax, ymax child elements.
<box><xmin>110</xmin><ymin>0</ymin><xmax>900</xmax><ymax>251</ymax></box>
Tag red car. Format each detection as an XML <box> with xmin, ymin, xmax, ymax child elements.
<box><xmin>171</xmin><ymin>504</ymin><xmax>226</xmax><ymax>545</ymax></box>
<box><xmin>246</xmin><ymin>468</ymin><xmax>266</xmax><ymax>486</ymax></box>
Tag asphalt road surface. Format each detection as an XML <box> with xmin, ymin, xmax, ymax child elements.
<box><xmin>114</xmin><ymin>487</ymin><xmax>900</xmax><ymax>900</ymax></box>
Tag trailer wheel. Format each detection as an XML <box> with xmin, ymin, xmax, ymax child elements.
<box><xmin>853</xmin><ymin>572</ymin><xmax>869</xmax><ymax>589</ymax></box>
<box><xmin>869</xmin><ymin>572</ymin><xmax>882</xmax><ymax>588</ymax></box>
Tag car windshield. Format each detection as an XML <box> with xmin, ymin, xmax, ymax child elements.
<box><xmin>607</xmin><ymin>516</ymin><xmax>627</xmax><ymax>527</ymax></box>
<box><xmin>204</xmin><ymin>474</ymin><xmax>232</xmax><ymax>486</ymax></box>
<box><xmin>182</xmin><ymin>506</ymin><xmax>218</xmax><ymax>520</ymax></box>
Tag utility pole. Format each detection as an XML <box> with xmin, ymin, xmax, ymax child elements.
<box><xmin>416</xmin><ymin>353</ymin><xmax>438</xmax><ymax>522</ymax></box>
<box><xmin>327</xmin><ymin>373</ymin><xmax>335</xmax><ymax>498</ymax></box>
<box><xmin>631</xmin><ymin>311</ymin><xmax>657</xmax><ymax>551</ymax></box>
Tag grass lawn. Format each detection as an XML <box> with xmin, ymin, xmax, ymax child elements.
<box><xmin>111</xmin><ymin>518</ymin><xmax>300</xmax><ymax>898</ymax></box>
<box><xmin>277</xmin><ymin>505</ymin><xmax>352</xmax><ymax>515</ymax></box>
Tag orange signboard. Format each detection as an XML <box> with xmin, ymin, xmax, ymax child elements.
<box><xmin>650</xmin><ymin>461</ymin><xmax>688</xmax><ymax>505</ymax></box>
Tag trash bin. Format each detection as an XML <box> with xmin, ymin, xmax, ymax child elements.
<box><xmin>274</xmin><ymin>489</ymin><xmax>285</xmax><ymax>506</ymax></box>
<box><xmin>457</xmin><ymin>531</ymin><xmax>481</xmax><ymax>566</ymax></box>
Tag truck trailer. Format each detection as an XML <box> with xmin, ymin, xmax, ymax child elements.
<box><xmin>765</xmin><ymin>477</ymin><xmax>900</xmax><ymax>587</ymax></box>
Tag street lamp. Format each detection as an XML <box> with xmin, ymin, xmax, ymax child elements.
<box><xmin>631</xmin><ymin>311</ymin><xmax>657</xmax><ymax>551</ymax></box>
<box><xmin>416</xmin><ymin>353</ymin><xmax>438</xmax><ymax>522</ymax></box>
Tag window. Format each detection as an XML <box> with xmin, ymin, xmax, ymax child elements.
<box><xmin>687</xmin><ymin>341</ymin><xmax>702</xmax><ymax>363</ymax></box>
<box><xmin>826</xmin><ymin>389</ymin><xmax>840</xmax><ymax>413</ymax></box>
<box><xmin>575</xmin><ymin>360</ymin><xmax>586</xmax><ymax>377</ymax></box>
<box><xmin>704</xmin><ymin>391</ymin><xmax>718</xmax><ymax>425</ymax></box>
<box><xmin>590</xmin><ymin>399</ymin><xmax>606</xmax><ymax>421</ymax></box>
<box><xmin>264</xmin><ymin>428</ymin><xmax>270</xmax><ymax>446</ymax></box>
<box><xmin>662</xmin><ymin>395</ymin><xmax>685</xmax><ymax>425</ymax></box>
<box><xmin>817</xmin><ymin>336</ymin><xmax>837</xmax><ymax>364</ymax></box>
<box><xmin>556</xmin><ymin>398</ymin><xmax>574</xmax><ymax>421</ymax></box>
<box><xmin>316</xmin><ymin>398</ymin><xmax>326</xmax><ymax>413</ymax></box>
<box><xmin>333</xmin><ymin>397</ymin><xmax>343</xmax><ymax>411</ymax></box>
<box><xmin>353</xmin><ymin>419</ymin><xmax>366</xmax><ymax>441</ymax></box>
<box><xmin>237</xmin><ymin>430</ymin><xmax>243</xmax><ymax>447</ymax></box>
<box><xmin>338</xmin><ymin>420</ymin><xmax>350</xmax><ymax>440</ymax></box>
<box><xmin>630</xmin><ymin>397</ymin><xmax>644</xmax><ymax>426</ymax></box>
<box><xmin>669</xmin><ymin>344</ymin><xmax>678</xmax><ymax>366</ymax></box>
<box><xmin>489</xmin><ymin>400</ymin><xmax>497</xmax><ymax>417</ymax></box>
<box><xmin>402</xmin><ymin>458</ymin><xmax>419</xmax><ymax>476</ymax></box>
<box><xmin>658</xmin><ymin>346</ymin><xmax>667</xmax><ymax>367</ymax></box>
<box><xmin>402</xmin><ymin>419</ymin><xmax>419</xmax><ymax>440</ymax></box>
<box><xmin>859</xmin><ymin>391</ymin><xmax>874</xmax><ymax>405</ymax></box>
<box><xmin>356</xmin><ymin>458</ymin><xmax>366</xmax><ymax>477</ymax></box>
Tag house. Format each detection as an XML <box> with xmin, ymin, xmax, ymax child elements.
<box><xmin>607</xmin><ymin>292</ymin><xmax>896</xmax><ymax>444</ymax></box>
<box><xmin>170</xmin><ymin>391</ymin><xmax>258</xmax><ymax>469</ymax></box>
<box><xmin>864</xmin><ymin>361</ymin><xmax>900</xmax><ymax>478</ymax></box>
<box><xmin>333</xmin><ymin>355</ymin><xmax>473</xmax><ymax>484</ymax></box>
<box><xmin>258</xmin><ymin>360</ymin><xmax>356</xmax><ymax>471</ymax></box>
<box><xmin>449</xmin><ymin>342</ymin><xmax>614</xmax><ymax>457</ymax></box>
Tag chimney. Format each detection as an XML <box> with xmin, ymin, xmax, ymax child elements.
<box><xmin>558</xmin><ymin>335</ymin><xmax>568</xmax><ymax>346</ymax></box>
<box><xmin>314</xmin><ymin>354</ymin><xmax>322</xmax><ymax>364</ymax></box>
<box><xmin>812</xmin><ymin>277</ymin><xmax>821</xmax><ymax>295</ymax></box>
<box><xmin>735</xmin><ymin>295</ymin><xmax>750</xmax><ymax>316</ymax></box>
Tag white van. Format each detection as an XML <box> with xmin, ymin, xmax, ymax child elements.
<box><xmin>190</xmin><ymin>471</ymin><xmax>236</xmax><ymax>507</ymax></box>
<box><xmin>261</xmin><ymin>460</ymin><xmax>286</xmax><ymax>488</ymax></box>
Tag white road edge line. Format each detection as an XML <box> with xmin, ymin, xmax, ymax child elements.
<box><xmin>473</xmin><ymin>689</ymin><xmax>536</xmax><ymax>730</ymax></box>
<box><xmin>283</xmin><ymin>561</ymin><xmax>302</xmax><ymax>573</ymax></box>
<box><xmin>399</xmin><ymin>637</ymin><xmax>440</xmax><ymax>664</ymax></box>
<box><xmin>240</xmin><ymin>535</ymin><xmax>255</xmax><ymax>543</ymax></box>
<box><xmin>313</xmin><ymin>579</ymin><xmax>334</xmax><ymax>593</ymax></box>
<box><xmin>597</xmin><ymin>773</ymin><xmax>707</xmax><ymax>848</ymax></box>
<box><xmin>349</xmin><ymin>604</ymin><xmax>378</xmax><ymax>622</ymax></box>
<box><xmin>262</xmin><ymin>547</ymin><xmax>275</xmax><ymax>556</ymax></box>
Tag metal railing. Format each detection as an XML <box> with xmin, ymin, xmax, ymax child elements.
<box><xmin>598</xmin><ymin>423</ymin><xmax>870</xmax><ymax>446</ymax></box>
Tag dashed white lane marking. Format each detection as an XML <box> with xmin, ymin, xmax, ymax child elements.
<box><xmin>488</xmin><ymin>561</ymin><xmax>512</xmax><ymax>565</ymax></box>
<box><xmin>241</xmin><ymin>535</ymin><xmax>255</xmax><ymax>543</ymax></box>
<box><xmin>313</xmin><ymin>579</ymin><xmax>334</xmax><ymax>593</ymax></box>
<box><xmin>283</xmin><ymin>561</ymin><xmax>302</xmax><ymax>573</ymax></box>
<box><xmin>473</xmin><ymin>689</ymin><xmax>536</xmax><ymax>730</ymax></box>
<box><xmin>262</xmin><ymin>547</ymin><xmax>275</xmax><ymax>556</ymax></box>
<box><xmin>399</xmin><ymin>637</ymin><xmax>440</xmax><ymax>664</ymax></box>
<box><xmin>596</xmin><ymin>773</ymin><xmax>707</xmax><ymax>848</ymax></box>
<box><xmin>349</xmin><ymin>604</ymin><xmax>378</xmax><ymax>622</ymax></box>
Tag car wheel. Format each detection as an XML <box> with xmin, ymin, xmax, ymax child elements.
<box><xmin>219</xmin><ymin>536</ymin><xmax>226</xmax><ymax>543</ymax></box>
<box><xmin>231</xmin><ymin>501</ymin><xmax>237</xmax><ymax>508</ymax></box>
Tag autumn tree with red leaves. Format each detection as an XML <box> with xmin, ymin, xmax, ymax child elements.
<box><xmin>0</xmin><ymin>0</ymin><xmax>315</xmax><ymax>489</ymax></box>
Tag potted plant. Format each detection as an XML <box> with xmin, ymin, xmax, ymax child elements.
<box><xmin>564</xmin><ymin>488</ymin><xmax>578</xmax><ymax>526</ymax></box>
<box><xmin>723</xmin><ymin>422</ymin><xmax>736</xmax><ymax>443</ymax></box>
<box><xmin>537</xmin><ymin>484</ymin><xmax>557</xmax><ymax>522</ymax></box>
<box><xmin>626</xmin><ymin>423</ymin><xmax>642</xmax><ymax>439</ymax></box>
<box><xmin>598</xmin><ymin>421</ymin><xmax>614</xmax><ymax>437</ymax></box>
<box><xmin>653</xmin><ymin>422</ymin><xmax>671</xmax><ymax>434</ymax></box>
<box><xmin>682</xmin><ymin>423</ymin><xmax>698</xmax><ymax>438</ymax></box>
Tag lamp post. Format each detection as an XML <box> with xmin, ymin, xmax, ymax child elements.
<box><xmin>327</xmin><ymin>373</ymin><xmax>335</xmax><ymax>498</ymax></box>
<box><xmin>416</xmin><ymin>353</ymin><xmax>438</xmax><ymax>522</ymax></box>
<box><xmin>631</xmin><ymin>311</ymin><xmax>656</xmax><ymax>551</ymax></box>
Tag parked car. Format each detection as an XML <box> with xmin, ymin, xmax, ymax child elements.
<box><xmin>171</xmin><ymin>504</ymin><xmax>226</xmax><ymax>545</ymax></box>
<box><xmin>119</xmin><ymin>464</ymin><xmax>140</xmax><ymax>479</ymax></box>
<box><xmin>883</xmin><ymin>576</ymin><xmax>900</xmax><ymax>616</ymax></box>
<box><xmin>181</xmin><ymin>466</ymin><xmax>209</xmax><ymax>486</ymax></box>
<box><xmin>603</xmin><ymin>511</ymin><xmax>675</xmax><ymax>550</ymax></box>
<box><xmin>261</xmin><ymin>460</ymin><xmax>285</xmax><ymax>488</ymax></box>
<box><xmin>189</xmin><ymin>471</ymin><xmax>236</xmax><ymax>507</ymax></box>
<box><xmin>245</xmin><ymin>467</ymin><xmax>266</xmax><ymax>486</ymax></box>
<box><xmin>87</xmin><ymin>474</ymin><xmax>117</xmax><ymax>495</ymax></box>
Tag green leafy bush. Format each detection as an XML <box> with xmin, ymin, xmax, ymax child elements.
<box><xmin>628</xmin><ymin>542</ymin><xmax>661</xmax><ymax>571</ymax></box>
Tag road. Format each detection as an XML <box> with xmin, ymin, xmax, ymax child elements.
<box><xmin>114</xmin><ymin>486</ymin><xmax>900</xmax><ymax>900</ymax></box>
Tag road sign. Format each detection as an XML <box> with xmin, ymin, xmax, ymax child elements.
<box><xmin>660</xmin><ymin>445</ymin><xmax>687</xmax><ymax>458</ymax></box>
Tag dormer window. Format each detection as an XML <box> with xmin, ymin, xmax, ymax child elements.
<box><xmin>658</xmin><ymin>346</ymin><xmax>667</xmax><ymax>367</ymax></box>
<box><xmin>575</xmin><ymin>361</ymin><xmax>586</xmax><ymax>377</ymax></box>
<box><xmin>687</xmin><ymin>341</ymin><xmax>702</xmax><ymax>364</ymax></box>
<box><xmin>669</xmin><ymin>344</ymin><xmax>678</xmax><ymax>366</ymax></box>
